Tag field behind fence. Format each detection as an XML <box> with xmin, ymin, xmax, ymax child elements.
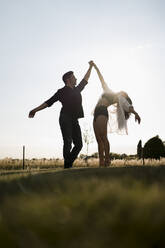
<box><xmin>0</xmin><ymin>157</ymin><xmax>165</xmax><ymax>171</ymax></box>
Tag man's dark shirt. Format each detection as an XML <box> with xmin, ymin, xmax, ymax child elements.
<box><xmin>45</xmin><ymin>79</ymin><xmax>87</xmax><ymax>119</ymax></box>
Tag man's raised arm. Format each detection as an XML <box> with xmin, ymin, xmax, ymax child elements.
<box><xmin>76</xmin><ymin>61</ymin><xmax>94</xmax><ymax>92</ymax></box>
<box><xmin>83</xmin><ymin>61</ymin><xmax>93</xmax><ymax>82</ymax></box>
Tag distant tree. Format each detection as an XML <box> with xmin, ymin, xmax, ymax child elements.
<box><xmin>82</xmin><ymin>124</ymin><xmax>94</xmax><ymax>157</ymax></box>
<box><xmin>121</xmin><ymin>153</ymin><xmax>127</xmax><ymax>159</ymax></box>
<box><xmin>137</xmin><ymin>140</ymin><xmax>142</xmax><ymax>159</ymax></box>
<box><xmin>82</xmin><ymin>123</ymin><xmax>94</xmax><ymax>166</ymax></box>
<box><xmin>89</xmin><ymin>152</ymin><xmax>137</xmax><ymax>160</ymax></box>
<box><xmin>110</xmin><ymin>153</ymin><xmax>122</xmax><ymax>160</ymax></box>
<box><xmin>79</xmin><ymin>154</ymin><xmax>86</xmax><ymax>160</ymax></box>
<box><xmin>143</xmin><ymin>135</ymin><xmax>165</xmax><ymax>159</ymax></box>
<box><xmin>110</xmin><ymin>153</ymin><xmax>136</xmax><ymax>160</ymax></box>
<box><xmin>91</xmin><ymin>152</ymin><xmax>99</xmax><ymax>158</ymax></box>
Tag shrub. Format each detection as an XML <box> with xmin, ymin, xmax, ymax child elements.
<box><xmin>143</xmin><ymin>135</ymin><xmax>165</xmax><ymax>159</ymax></box>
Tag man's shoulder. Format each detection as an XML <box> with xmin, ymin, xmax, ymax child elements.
<box><xmin>57</xmin><ymin>86</ymin><xmax>67</xmax><ymax>93</ymax></box>
<box><xmin>55</xmin><ymin>86</ymin><xmax>72</xmax><ymax>97</ymax></box>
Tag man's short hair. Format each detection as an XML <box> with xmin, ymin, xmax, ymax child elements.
<box><xmin>62</xmin><ymin>71</ymin><xmax>73</xmax><ymax>83</ymax></box>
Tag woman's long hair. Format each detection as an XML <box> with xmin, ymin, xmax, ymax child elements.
<box><xmin>118</xmin><ymin>91</ymin><xmax>132</xmax><ymax>120</ymax></box>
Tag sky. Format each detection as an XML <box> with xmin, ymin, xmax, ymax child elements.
<box><xmin>0</xmin><ymin>0</ymin><xmax>165</xmax><ymax>159</ymax></box>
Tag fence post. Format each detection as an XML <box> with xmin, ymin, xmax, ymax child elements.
<box><xmin>23</xmin><ymin>145</ymin><xmax>25</xmax><ymax>170</ymax></box>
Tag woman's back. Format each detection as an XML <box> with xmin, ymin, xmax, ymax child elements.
<box><xmin>96</xmin><ymin>91</ymin><xmax>117</xmax><ymax>108</ymax></box>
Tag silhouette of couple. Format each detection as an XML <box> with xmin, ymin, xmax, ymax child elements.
<box><xmin>29</xmin><ymin>61</ymin><xmax>141</xmax><ymax>168</ymax></box>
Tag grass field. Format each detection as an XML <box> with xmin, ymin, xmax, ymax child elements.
<box><xmin>1</xmin><ymin>157</ymin><xmax>165</xmax><ymax>170</ymax></box>
<box><xmin>1</xmin><ymin>165</ymin><xmax>165</xmax><ymax>248</ymax></box>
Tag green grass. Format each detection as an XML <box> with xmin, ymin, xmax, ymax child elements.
<box><xmin>1</xmin><ymin>166</ymin><xmax>165</xmax><ymax>248</ymax></box>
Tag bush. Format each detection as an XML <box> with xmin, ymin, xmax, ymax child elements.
<box><xmin>143</xmin><ymin>135</ymin><xmax>165</xmax><ymax>159</ymax></box>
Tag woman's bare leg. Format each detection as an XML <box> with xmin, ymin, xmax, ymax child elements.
<box><xmin>93</xmin><ymin>120</ymin><xmax>104</xmax><ymax>166</ymax></box>
<box><xmin>98</xmin><ymin>141</ymin><xmax>105</xmax><ymax>166</ymax></box>
<box><xmin>101</xmin><ymin>122</ymin><xmax>110</xmax><ymax>166</ymax></box>
<box><xmin>100</xmin><ymin>134</ymin><xmax>110</xmax><ymax>166</ymax></box>
<box><xmin>93</xmin><ymin>115</ymin><xmax>109</xmax><ymax>167</ymax></box>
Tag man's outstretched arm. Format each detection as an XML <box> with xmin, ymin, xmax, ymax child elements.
<box><xmin>28</xmin><ymin>102</ymin><xmax>48</xmax><ymax>118</ymax></box>
<box><xmin>83</xmin><ymin>61</ymin><xmax>93</xmax><ymax>82</ymax></box>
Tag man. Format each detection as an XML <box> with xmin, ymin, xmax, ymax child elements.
<box><xmin>29</xmin><ymin>61</ymin><xmax>93</xmax><ymax>168</ymax></box>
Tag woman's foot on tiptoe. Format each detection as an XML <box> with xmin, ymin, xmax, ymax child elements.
<box><xmin>105</xmin><ymin>160</ymin><xmax>110</xmax><ymax>167</ymax></box>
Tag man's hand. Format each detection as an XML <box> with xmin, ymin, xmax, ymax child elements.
<box><xmin>135</xmin><ymin>113</ymin><xmax>141</xmax><ymax>124</ymax></box>
<box><xmin>29</xmin><ymin>110</ymin><xmax>36</xmax><ymax>118</ymax></box>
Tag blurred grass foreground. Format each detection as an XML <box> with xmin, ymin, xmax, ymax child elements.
<box><xmin>1</xmin><ymin>166</ymin><xmax>165</xmax><ymax>248</ymax></box>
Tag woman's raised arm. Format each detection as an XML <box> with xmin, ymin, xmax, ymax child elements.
<box><xmin>93</xmin><ymin>63</ymin><xmax>110</xmax><ymax>92</ymax></box>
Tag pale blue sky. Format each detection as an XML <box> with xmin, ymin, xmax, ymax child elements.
<box><xmin>0</xmin><ymin>0</ymin><xmax>165</xmax><ymax>158</ymax></box>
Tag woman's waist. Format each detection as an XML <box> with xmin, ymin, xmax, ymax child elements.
<box><xmin>94</xmin><ymin>104</ymin><xmax>108</xmax><ymax>112</ymax></box>
<box><xmin>95</xmin><ymin>102</ymin><xmax>109</xmax><ymax>108</ymax></box>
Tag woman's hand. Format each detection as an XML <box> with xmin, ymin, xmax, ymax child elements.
<box><xmin>129</xmin><ymin>106</ymin><xmax>141</xmax><ymax>124</ymax></box>
<box><xmin>135</xmin><ymin>113</ymin><xmax>141</xmax><ymax>124</ymax></box>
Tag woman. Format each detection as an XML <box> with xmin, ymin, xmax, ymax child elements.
<box><xmin>92</xmin><ymin>62</ymin><xmax>141</xmax><ymax>167</ymax></box>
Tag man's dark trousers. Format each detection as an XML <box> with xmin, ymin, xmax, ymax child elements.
<box><xmin>59</xmin><ymin>113</ymin><xmax>83</xmax><ymax>168</ymax></box>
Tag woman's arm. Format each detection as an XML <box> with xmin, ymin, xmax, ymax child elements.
<box><xmin>129</xmin><ymin>106</ymin><xmax>141</xmax><ymax>124</ymax></box>
<box><xmin>93</xmin><ymin>63</ymin><xmax>110</xmax><ymax>92</ymax></box>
